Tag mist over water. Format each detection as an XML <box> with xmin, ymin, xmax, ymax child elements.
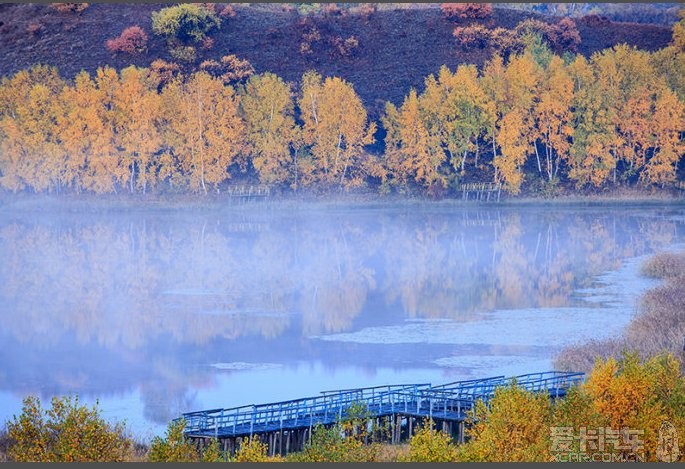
<box><xmin>0</xmin><ymin>203</ymin><xmax>682</xmax><ymax>437</ymax></box>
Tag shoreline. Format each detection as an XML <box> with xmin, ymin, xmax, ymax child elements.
<box><xmin>1</xmin><ymin>189</ymin><xmax>683</xmax><ymax>213</ymax></box>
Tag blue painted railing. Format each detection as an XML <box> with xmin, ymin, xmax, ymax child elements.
<box><xmin>179</xmin><ymin>371</ymin><xmax>584</xmax><ymax>439</ymax></box>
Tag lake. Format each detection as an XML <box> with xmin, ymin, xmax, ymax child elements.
<box><xmin>0</xmin><ymin>202</ymin><xmax>683</xmax><ymax>440</ymax></box>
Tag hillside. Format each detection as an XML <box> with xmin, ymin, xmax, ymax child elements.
<box><xmin>0</xmin><ymin>3</ymin><xmax>673</xmax><ymax>118</ymax></box>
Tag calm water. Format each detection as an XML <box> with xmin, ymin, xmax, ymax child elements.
<box><xmin>0</xmin><ymin>202</ymin><xmax>683</xmax><ymax>439</ymax></box>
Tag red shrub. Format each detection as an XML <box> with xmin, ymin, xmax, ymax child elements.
<box><xmin>453</xmin><ymin>24</ymin><xmax>523</xmax><ymax>54</ymax></box>
<box><xmin>26</xmin><ymin>22</ymin><xmax>44</xmax><ymax>36</ymax></box>
<box><xmin>106</xmin><ymin>26</ymin><xmax>148</xmax><ymax>55</ymax></box>
<box><xmin>514</xmin><ymin>18</ymin><xmax>581</xmax><ymax>52</ymax></box>
<box><xmin>582</xmin><ymin>14</ymin><xmax>612</xmax><ymax>27</ymax></box>
<box><xmin>322</xmin><ymin>3</ymin><xmax>343</xmax><ymax>17</ymax></box>
<box><xmin>220</xmin><ymin>54</ymin><xmax>254</xmax><ymax>83</ymax></box>
<box><xmin>350</xmin><ymin>3</ymin><xmax>376</xmax><ymax>21</ymax></box>
<box><xmin>489</xmin><ymin>27</ymin><xmax>520</xmax><ymax>53</ymax></box>
<box><xmin>201</xmin><ymin>55</ymin><xmax>254</xmax><ymax>83</ymax></box>
<box><xmin>453</xmin><ymin>24</ymin><xmax>492</xmax><ymax>49</ymax></box>
<box><xmin>441</xmin><ymin>3</ymin><xmax>493</xmax><ymax>21</ymax></box>
<box><xmin>150</xmin><ymin>59</ymin><xmax>181</xmax><ymax>88</ymax></box>
<box><xmin>50</xmin><ymin>3</ymin><xmax>89</xmax><ymax>14</ymax></box>
<box><xmin>218</xmin><ymin>4</ymin><xmax>236</xmax><ymax>18</ymax></box>
<box><xmin>199</xmin><ymin>59</ymin><xmax>222</xmax><ymax>74</ymax></box>
<box><xmin>556</xmin><ymin>17</ymin><xmax>581</xmax><ymax>51</ymax></box>
<box><xmin>200</xmin><ymin>36</ymin><xmax>214</xmax><ymax>50</ymax></box>
<box><xmin>332</xmin><ymin>36</ymin><xmax>359</xmax><ymax>57</ymax></box>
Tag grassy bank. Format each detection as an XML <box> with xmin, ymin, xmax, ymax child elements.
<box><xmin>1</xmin><ymin>186</ymin><xmax>683</xmax><ymax>214</ymax></box>
<box><xmin>556</xmin><ymin>251</ymin><xmax>685</xmax><ymax>373</ymax></box>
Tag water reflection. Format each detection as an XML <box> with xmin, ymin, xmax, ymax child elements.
<box><xmin>0</xmin><ymin>204</ymin><xmax>682</xmax><ymax>434</ymax></box>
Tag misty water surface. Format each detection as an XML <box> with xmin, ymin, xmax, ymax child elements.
<box><xmin>0</xmin><ymin>203</ymin><xmax>683</xmax><ymax>438</ymax></box>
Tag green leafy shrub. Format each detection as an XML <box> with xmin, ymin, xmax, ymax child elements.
<box><xmin>234</xmin><ymin>437</ymin><xmax>280</xmax><ymax>462</ymax></box>
<box><xmin>288</xmin><ymin>402</ymin><xmax>381</xmax><ymax>462</ymax></box>
<box><xmin>152</xmin><ymin>4</ymin><xmax>220</xmax><ymax>45</ymax></box>
<box><xmin>169</xmin><ymin>45</ymin><xmax>197</xmax><ymax>63</ymax></box>
<box><xmin>5</xmin><ymin>396</ymin><xmax>133</xmax><ymax>462</ymax></box>
<box><xmin>147</xmin><ymin>420</ymin><xmax>197</xmax><ymax>462</ymax></box>
<box><xmin>403</xmin><ymin>421</ymin><xmax>459</xmax><ymax>462</ymax></box>
<box><xmin>287</xmin><ymin>424</ymin><xmax>378</xmax><ymax>462</ymax></box>
<box><xmin>458</xmin><ymin>384</ymin><xmax>554</xmax><ymax>462</ymax></box>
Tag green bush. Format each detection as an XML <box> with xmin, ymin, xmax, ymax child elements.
<box><xmin>403</xmin><ymin>421</ymin><xmax>459</xmax><ymax>462</ymax></box>
<box><xmin>152</xmin><ymin>4</ymin><xmax>220</xmax><ymax>45</ymax></box>
<box><xmin>5</xmin><ymin>396</ymin><xmax>133</xmax><ymax>462</ymax></box>
<box><xmin>287</xmin><ymin>424</ymin><xmax>378</xmax><ymax>462</ymax></box>
<box><xmin>147</xmin><ymin>420</ymin><xmax>197</xmax><ymax>462</ymax></box>
<box><xmin>234</xmin><ymin>437</ymin><xmax>276</xmax><ymax>462</ymax></box>
<box><xmin>169</xmin><ymin>45</ymin><xmax>197</xmax><ymax>63</ymax></box>
<box><xmin>457</xmin><ymin>385</ymin><xmax>554</xmax><ymax>462</ymax></box>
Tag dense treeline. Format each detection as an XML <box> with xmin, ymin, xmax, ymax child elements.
<box><xmin>0</xmin><ymin>21</ymin><xmax>684</xmax><ymax>196</ymax></box>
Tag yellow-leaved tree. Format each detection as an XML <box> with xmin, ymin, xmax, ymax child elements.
<box><xmin>583</xmin><ymin>353</ymin><xmax>684</xmax><ymax>462</ymax></box>
<box><xmin>299</xmin><ymin>71</ymin><xmax>376</xmax><ymax>189</ymax></box>
<box><xmin>566</xmin><ymin>54</ymin><xmax>616</xmax><ymax>187</ymax></box>
<box><xmin>533</xmin><ymin>55</ymin><xmax>573</xmax><ymax>182</ymax></box>
<box><xmin>110</xmin><ymin>66</ymin><xmax>163</xmax><ymax>194</ymax></box>
<box><xmin>641</xmin><ymin>83</ymin><xmax>685</xmax><ymax>187</ymax></box>
<box><xmin>0</xmin><ymin>65</ymin><xmax>65</xmax><ymax>193</ymax></box>
<box><xmin>240</xmin><ymin>72</ymin><xmax>300</xmax><ymax>186</ymax></box>
<box><xmin>458</xmin><ymin>383</ymin><xmax>554</xmax><ymax>462</ymax></box>
<box><xmin>163</xmin><ymin>71</ymin><xmax>245</xmax><ymax>194</ymax></box>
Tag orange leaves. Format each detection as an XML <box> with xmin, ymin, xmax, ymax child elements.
<box><xmin>641</xmin><ymin>85</ymin><xmax>685</xmax><ymax>186</ymax></box>
<box><xmin>112</xmin><ymin>66</ymin><xmax>164</xmax><ymax>194</ymax></box>
<box><xmin>495</xmin><ymin>110</ymin><xmax>528</xmax><ymax>194</ymax></box>
<box><xmin>583</xmin><ymin>354</ymin><xmax>683</xmax><ymax>461</ymax></box>
<box><xmin>404</xmin><ymin>422</ymin><xmax>459</xmax><ymax>462</ymax></box>
<box><xmin>240</xmin><ymin>72</ymin><xmax>298</xmax><ymax>185</ymax></box>
<box><xmin>106</xmin><ymin>26</ymin><xmax>148</xmax><ymax>55</ymax></box>
<box><xmin>298</xmin><ymin>71</ymin><xmax>375</xmax><ymax>188</ymax></box>
<box><xmin>460</xmin><ymin>384</ymin><xmax>554</xmax><ymax>462</ymax></box>
<box><xmin>457</xmin><ymin>354</ymin><xmax>685</xmax><ymax>462</ymax></box>
<box><xmin>534</xmin><ymin>56</ymin><xmax>574</xmax><ymax>181</ymax></box>
<box><xmin>441</xmin><ymin>3</ymin><xmax>493</xmax><ymax>21</ymax></box>
<box><xmin>163</xmin><ymin>71</ymin><xmax>244</xmax><ymax>193</ymax></box>
<box><xmin>0</xmin><ymin>66</ymin><xmax>66</xmax><ymax>193</ymax></box>
<box><xmin>0</xmin><ymin>34</ymin><xmax>683</xmax><ymax>197</ymax></box>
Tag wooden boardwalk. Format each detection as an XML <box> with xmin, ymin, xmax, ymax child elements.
<box><xmin>459</xmin><ymin>182</ymin><xmax>503</xmax><ymax>202</ymax></box>
<box><xmin>225</xmin><ymin>184</ymin><xmax>271</xmax><ymax>199</ymax></box>
<box><xmin>179</xmin><ymin>371</ymin><xmax>584</xmax><ymax>455</ymax></box>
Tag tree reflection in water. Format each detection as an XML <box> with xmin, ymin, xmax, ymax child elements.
<box><xmin>0</xmin><ymin>205</ymin><xmax>681</xmax><ymax>433</ymax></box>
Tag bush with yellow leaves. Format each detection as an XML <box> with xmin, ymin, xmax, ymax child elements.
<box><xmin>403</xmin><ymin>420</ymin><xmax>459</xmax><ymax>462</ymax></box>
<box><xmin>5</xmin><ymin>395</ymin><xmax>133</xmax><ymax>462</ymax></box>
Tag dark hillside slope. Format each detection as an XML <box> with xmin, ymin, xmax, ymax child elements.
<box><xmin>0</xmin><ymin>3</ymin><xmax>673</xmax><ymax>116</ymax></box>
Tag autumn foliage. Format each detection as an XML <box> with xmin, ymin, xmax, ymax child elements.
<box><xmin>453</xmin><ymin>17</ymin><xmax>581</xmax><ymax>54</ymax></box>
<box><xmin>441</xmin><ymin>3</ymin><xmax>493</xmax><ymax>21</ymax></box>
<box><xmin>106</xmin><ymin>26</ymin><xmax>148</xmax><ymax>55</ymax></box>
<box><xmin>404</xmin><ymin>423</ymin><xmax>459</xmax><ymax>462</ymax></box>
<box><xmin>50</xmin><ymin>3</ymin><xmax>89</xmax><ymax>14</ymax></box>
<box><xmin>5</xmin><ymin>396</ymin><xmax>133</xmax><ymax>462</ymax></box>
<box><xmin>454</xmin><ymin>353</ymin><xmax>685</xmax><ymax>462</ymax></box>
<box><xmin>0</xmin><ymin>14</ymin><xmax>684</xmax><ymax>197</ymax></box>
